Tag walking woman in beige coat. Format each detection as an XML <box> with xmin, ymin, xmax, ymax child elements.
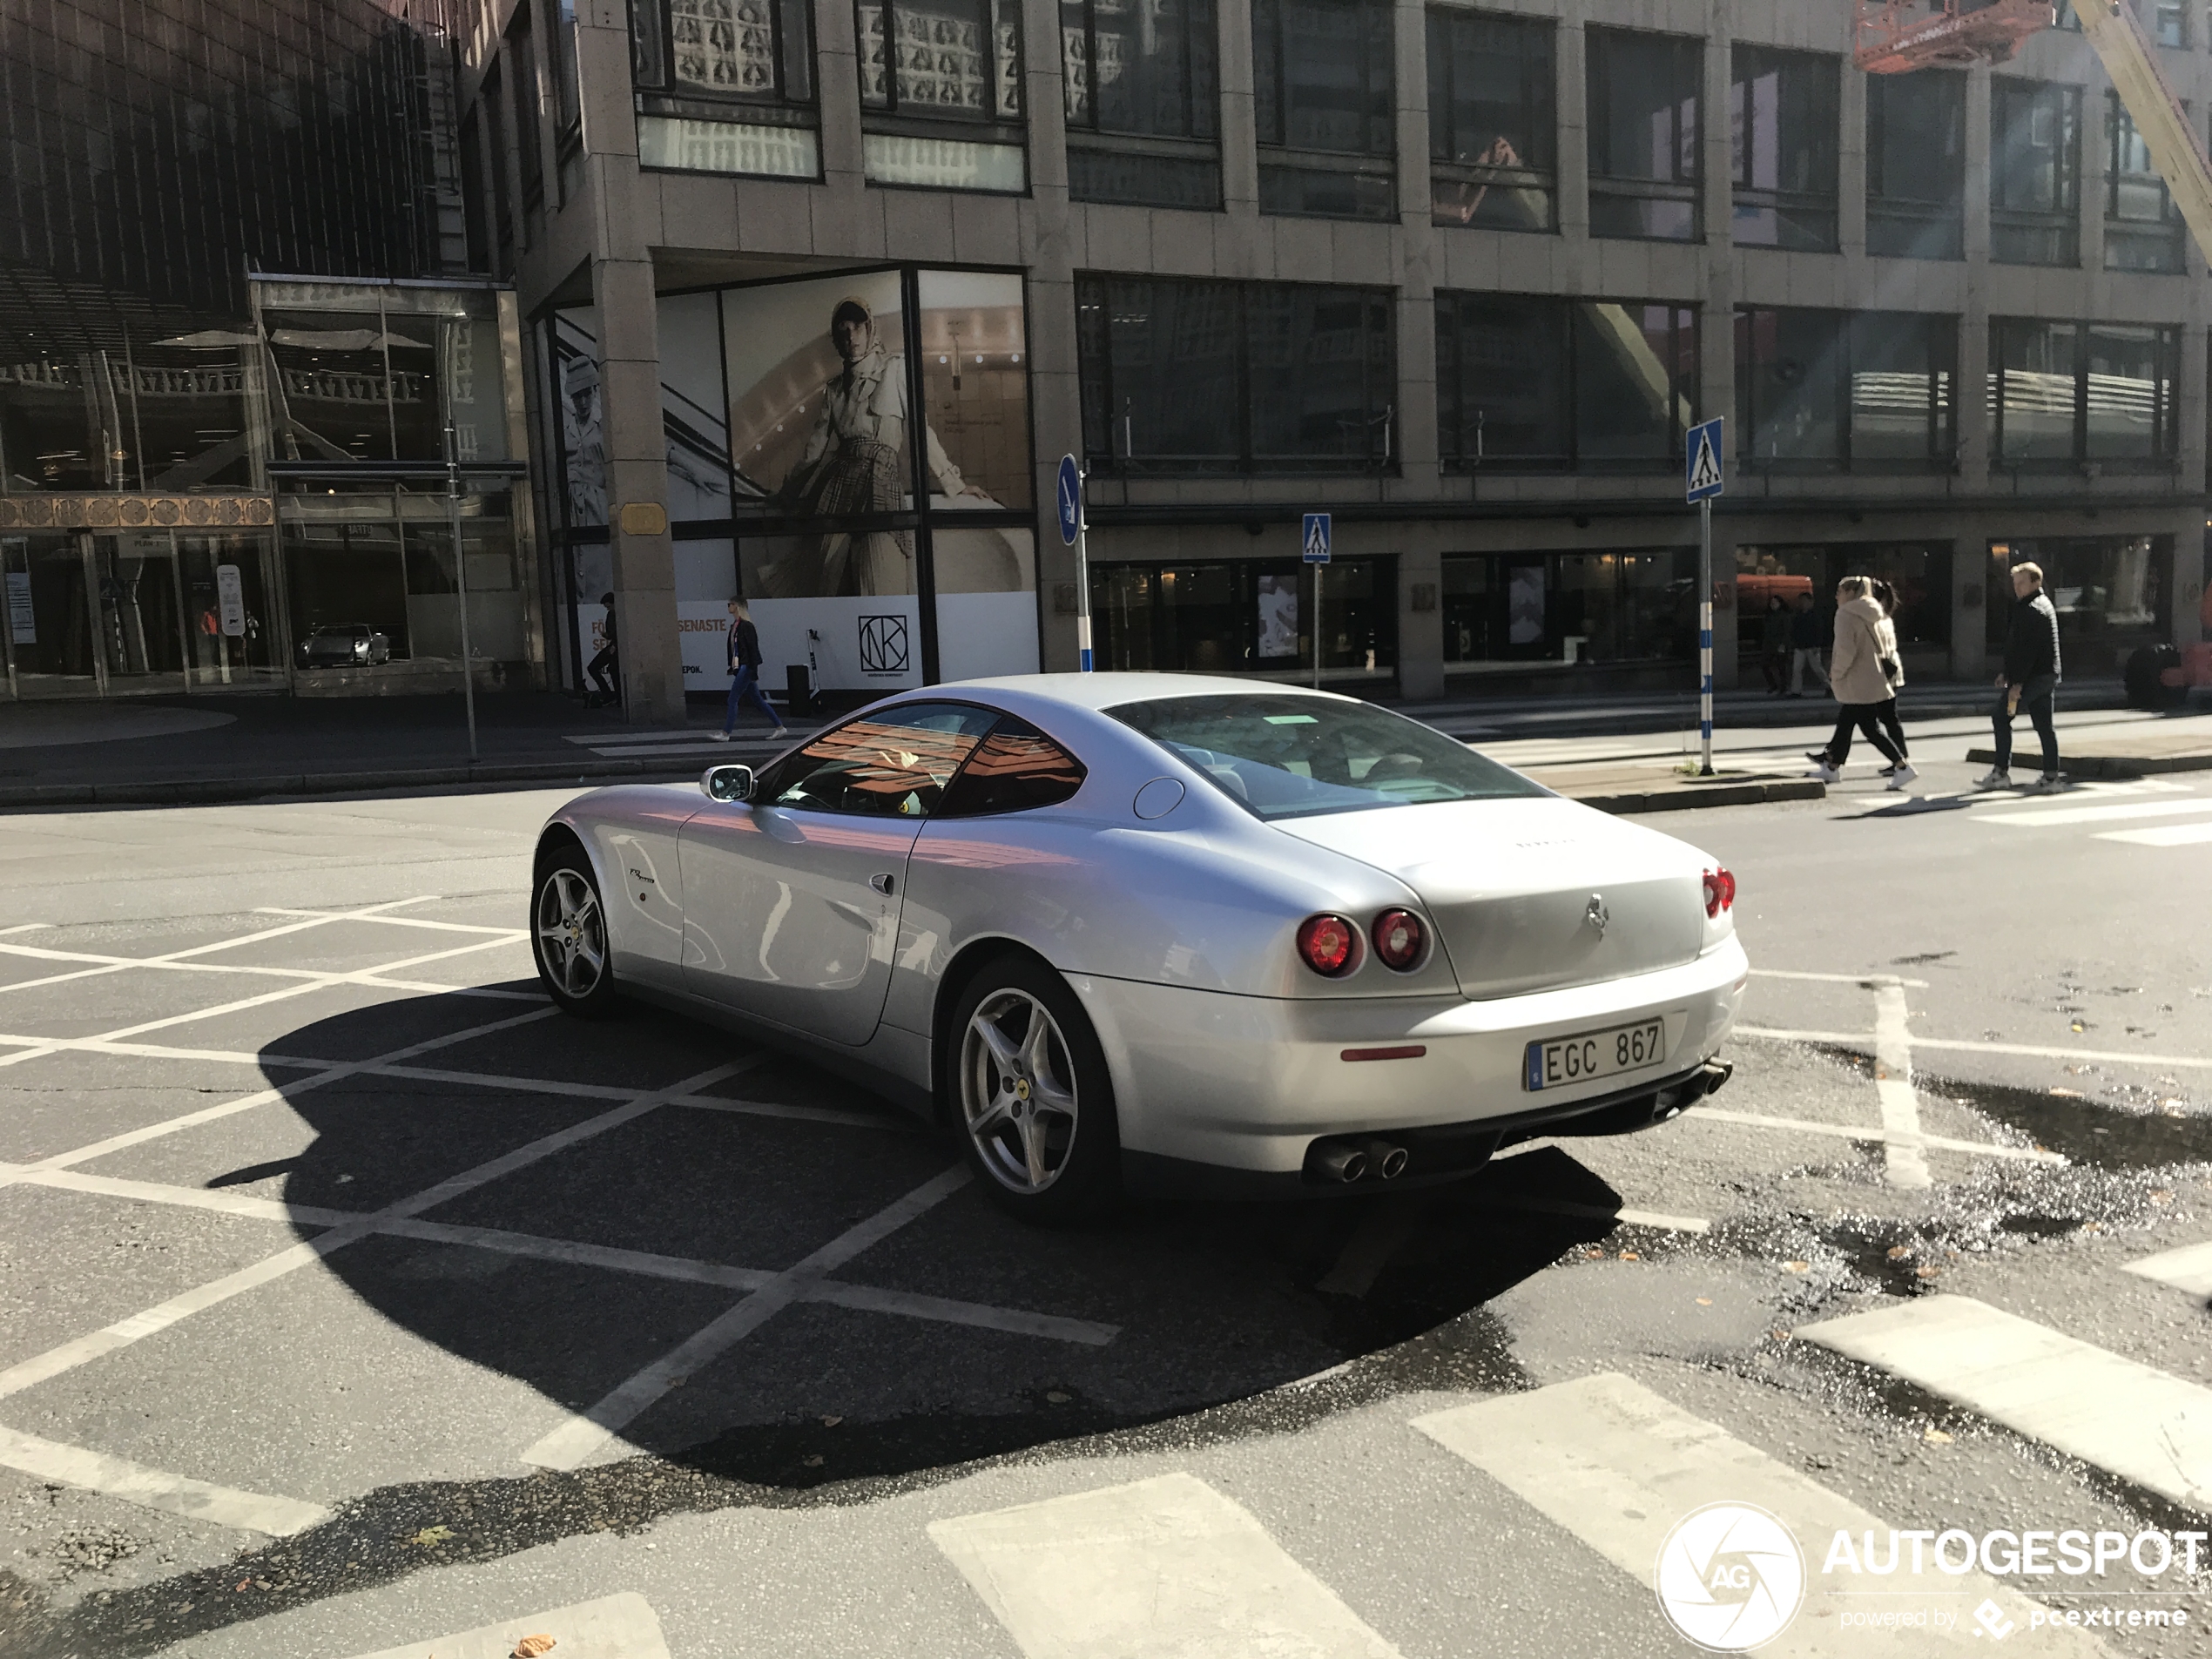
<box><xmin>1804</xmin><ymin>577</ymin><xmax>1914</xmax><ymax>787</ymax></box>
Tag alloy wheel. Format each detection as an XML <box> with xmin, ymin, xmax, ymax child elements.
<box><xmin>535</xmin><ymin>867</ymin><xmax>606</xmax><ymax>1001</ymax></box>
<box><xmin>960</xmin><ymin>988</ymin><xmax>1079</xmax><ymax>1194</ymax></box>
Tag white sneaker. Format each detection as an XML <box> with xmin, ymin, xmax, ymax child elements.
<box><xmin>1973</xmin><ymin>768</ymin><xmax>2012</xmax><ymax>790</ymax></box>
<box><xmin>708</xmin><ymin>731</ymin><xmax>731</xmax><ymax>742</ymax></box>
<box><xmin>2028</xmin><ymin>773</ymin><xmax>2066</xmax><ymax>793</ymax></box>
<box><xmin>1885</xmin><ymin>763</ymin><xmax>1918</xmax><ymax>792</ymax></box>
<box><xmin>1804</xmin><ymin>761</ymin><xmax>1841</xmax><ymax>783</ymax></box>
<box><xmin>770</xmin><ymin>725</ymin><xmax>789</xmax><ymax>738</ymax></box>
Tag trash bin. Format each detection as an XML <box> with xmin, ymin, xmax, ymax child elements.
<box><xmin>784</xmin><ymin>663</ymin><xmax>814</xmax><ymax>718</ymax></box>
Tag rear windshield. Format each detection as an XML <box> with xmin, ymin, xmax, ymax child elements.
<box><xmin>1108</xmin><ymin>694</ymin><xmax>1546</xmax><ymax>820</ymax></box>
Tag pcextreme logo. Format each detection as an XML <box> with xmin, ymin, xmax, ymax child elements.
<box><xmin>1654</xmin><ymin>1502</ymin><xmax>1808</xmax><ymax>1651</ymax></box>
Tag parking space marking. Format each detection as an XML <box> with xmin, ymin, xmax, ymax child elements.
<box><xmin>1685</xmin><ymin>1105</ymin><xmax>2064</xmax><ymax>1163</ymax></box>
<box><xmin>1982</xmin><ymin>798</ymin><xmax>2212</xmax><ymax>829</ymax></box>
<box><xmin>523</xmin><ymin>1164</ymin><xmax>974</xmax><ymax>1470</ymax></box>
<box><xmin>2121</xmin><ymin>1240</ymin><xmax>2212</xmax><ymax>1298</ymax></box>
<box><xmin>1872</xmin><ymin>983</ymin><xmax>1930</xmax><ymax>1190</ymax></box>
<box><xmin>1412</xmin><ymin>1372</ymin><xmax>2109</xmax><ymax>1658</ymax></box>
<box><xmin>1737</xmin><ymin>1026</ymin><xmax>2212</xmax><ymax>1072</ymax></box>
<box><xmin>1488</xmin><ymin>1191</ymin><xmax>1712</xmax><ymax>1234</ymax></box>
<box><xmin>0</xmin><ymin>1423</ymin><xmax>330</xmax><ymax>1537</ymax></box>
<box><xmin>1751</xmin><ymin>968</ymin><xmax>1930</xmax><ymax>988</ymax></box>
<box><xmin>930</xmin><ymin>1472</ymin><xmax>1403</xmax><ymax>1659</ymax></box>
<box><xmin>1799</xmin><ymin>1295</ymin><xmax>2212</xmax><ymax>1513</ymax></box>
<box><xmin>336</xmin><ymin>1591</ymin><xmax>671</xmax><ymax>1659</ymax></box>
<box><xmin>11</xmin><ymin>1165</ymin><xmax>356</xmax><ymax>1227</ymax></box>
<box><xmin>2099</xmin><ymin>820</ymin><xmax>2212</xmax><ymax>847</ymax></box>
<box><xmin>253</xmin><ymin>906</ymin><xmax>523</xmax><ymax>937</ymax></box>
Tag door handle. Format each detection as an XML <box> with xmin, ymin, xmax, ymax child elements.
<box><xmin>868</xmin><ymin>873</ymin><xmax>895</xmax><ymax>895</ymax></box>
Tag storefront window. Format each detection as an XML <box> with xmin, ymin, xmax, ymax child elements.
<box><xmin>1442</xmin><ymin>550</ymin><xmax>1692</xmax><ymax>668</ymax></box>
<box><xmin>1089</xmin><ymin>556</ymin><xmax>1396</xmax><ymax>682</ymax></box>
<box><xmin>2</xmin><ymin>341</ymin><xmax>255</xmax><ymax>494</ymax></box>
<box><xmin>264</xmin><ymin>310</ymin><xmax>441</xmax><ymax>464</ymax></box>
<box><xmin>1427</xmin><ymin>9</ymin><xmax>1554</xmax><ymax>232</ymax></box>
<box><xmin>1734</xmin><ymin>543</ymin><xmax>1951</xmax><ymax>662</ymax></box>
<box><xmin>1987</xmin><ymin>536</ymin><xmax>2169</xmax><ymax>672</ymax></box>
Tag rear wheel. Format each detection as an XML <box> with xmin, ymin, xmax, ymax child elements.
<box><xmin>950</xmin><ymin>956</ymin><xmax>1120</xmax><ymax>1224</ymax></box>
<box><xmin>531</xmin><ymin>846</ymin><xmax>620</xmax><ymax>1017</ymax></box>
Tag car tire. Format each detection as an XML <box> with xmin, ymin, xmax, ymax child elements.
<box><xmin>530</xmin><ymin>843</ymin><xmax>622</xmax><ymax>1018</ymax></box>
<box><xmin>947</xmin><ymin>954</ymin><xmax>1121</xmax><ymax>1224</ymax></box>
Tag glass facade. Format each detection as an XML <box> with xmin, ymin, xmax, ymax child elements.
<box><xmin>1990</xmin><ymin>78</ymin><xmax>2080</xmax><ymax>267</ymax></box>
<box><xmin>1426</xmin><ymin>9</ymin><xmax>1554</xmax><ymax>232</ymax></box>
<box><xmin>1090</xmin><ymin>557</ymin><xmax>1396</xmax><ymax>684</ymax></box>
<box><xmin>857</xmin><ymin>0</ymin><xmax>1028</xmax><ymax>192</ymax></box>
<box><xmin>1734</xmin><ymin>310</ymin><xmax>1957</xmax><ymax>473</ymax></box>
<box><xmin>1585</xmin><ymin>28</ymin><xmax>1703</xmax><ymax>242</ymax></box>
<box><xmin>1730</xmin><ymin>46</ymin><xmax>1838</xmax><ymax>253</ymax></box>
<box><xmin>1989</xmin><ymin>318</ymin><xmax>2179</xmax><ymax>469</ymax></box>
<box><xmin>631</xmin><ymin>0</ymin><xmax>822</xmax><ymax>180</ymax></box>
<box><xmin>1062</xmin><ymin>0</ymin><xmax>1222</xmax><ymax>211</ymax></box>
<box><xmin>1442</xmin><ymin>551</ymin><xmax>1694</xmax><ymax>671</ymax></box>
<box><xmin>1988</xmin><ymin>536</ymin><xmax>2172</xmax><ymax>673</ymax></box>
<box><xmin>1865</xmin><ymin>70</ymin><xmax>1965</xmax><ymax>260</ymax></box>
<box><xmin>1252</xmin><ymin>0</ymin><xmax>1397</xmax><ymax>220</ymax></box>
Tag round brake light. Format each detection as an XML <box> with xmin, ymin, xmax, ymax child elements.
<box><xmin>1703</xmin><ymin>867</ymin><xmax>1737</xmax><ymax>917</ymax></box>
<box><xmin>1372</xmin><ymin>908</ymin><xmax>1424</xmax><ymax>970</ymax></box>
<box><xmin>1296</xmin><ymin>914</ymin><xmax>1359</xmax><ymax>976</ymax></box>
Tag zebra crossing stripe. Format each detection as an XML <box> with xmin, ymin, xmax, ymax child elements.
<box><xmin>2124</xmin><ymin>1239</ymin><xmax>2212</xmax><ymax>1296</ymax></box>
<box><xmin>335</xmin><ymin>1592</ymin><xmax>669</xmax><ymax>1659</ymax></box>
<box><xmin>928</xmin><ymin>1471</ymin><xmax>1402</xmax><ymax>1658</ymax></box>
<box><xmin>1413</xmin><ymin>1372</ymin><xmax>2109</xmax><ymax>1656</ymax></box>
<box><xmin>1798</xmin><ymin>1296</ymin><xmax>2212</xmax><ymax>1513</ymax></box>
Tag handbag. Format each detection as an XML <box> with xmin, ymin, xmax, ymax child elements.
<box><xmin>1879</xmin><ymin>653</ymin><xmax>1902</xmax><ymax>687</ymax></box>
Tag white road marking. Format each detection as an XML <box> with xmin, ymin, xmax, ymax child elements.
<box><xmin>1982</xmin><ymin>798</ymin><xmax>2212</xmax><ymax>828</ymax></box>
<box><xmin>0</xmin><ymin>1028</ymin><xmax>713</xmax><ymax>1405</ymax></box>
<box><xmin>1798</xmin><ymin>1295</ymin><xmax>2212</xmax><ymax>1512</ymax></box>
<box><xmin>251</xmin><ymin>906</ymin><xmax>523</xmax><ymax>935</ymax></box>
<box><xmin>930</xmin><ymin>1472</ymin><xmax>1403</xmax><ymax>1659</ymax></box>
<box><xmin>2123</xmin><ymin>1240</ymin><xmax>2212</xmax><ymax>1297</ymax></box>
<box><xmin>0</xmin><ymin>923</ymin><xmax>51</xmax><ymax>934</ymax></box>
<box><xmin>523</xmin><ymin>1164</ymin><xmax>974</xmax><ymax>1470</ymax></box>
<box><xmin>1871</xmin><ymin>983</ymin><xmax>1930</xmax><ymax>1190</ymax></box>
<box><xmin>1750</xmin><ymin>968</ymin><xmax>1929</xmax><ymax>987</ymax></box>
<box><xmin>2098</xmin><ymin>820</ymin><xmax>2212</xmax><ymax>847</ymax></box>
<box><xmin>1413</xmin><ymin>1372</ymin><xmax>2108</xmax><ymax>1657</ymax></box>
<box><xmin>335</xmin><ymin>1591</ymin><xmax>671</xmax><ymax>1659</ymax></box>
<box><xmin>1737</xmin><ymin>1026</ymin><xmax>2212</xmax><ymax>1071</ymax></box>
<box><xmin>0</xmin><ymin>1424</ymin><xmax>329</xmax><ymax>1536</ymax></box>
<box><xmin>1487</xmin><ymin>1191</ymin><xmax>1712</xmax><ymax>1234</ymax></box>
<box><xmin>1686</xmin><ymin>1105</ymin><xmax>2064</xmax><ymax>1163</ymax></box>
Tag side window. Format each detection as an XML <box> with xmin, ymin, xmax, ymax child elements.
<box><xmin>754</xmin><ymin>703</ymin><xmax>998</xmax><ymax>818</ymax></box>
<box><xmin>936</xmin><ymin>715</ymin><xmax>1088</xmax><ymax>817</ymax></box>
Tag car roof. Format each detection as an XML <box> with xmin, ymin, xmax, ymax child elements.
<box><xmin>928</xmin><ymin>672</ymin><xmax>1364</xmax><ymax>714</ymax></box>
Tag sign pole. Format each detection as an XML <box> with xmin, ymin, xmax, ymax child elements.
<box><xmin>1312</xmin><ymin>565</ymin><xmax>1321</xmax><ymax>691</ymax></box>
<box><xmin>1301</xmin><ymin>511</ymin><xmax>1332</xmax><ymax>691</ymax></box>
<box><xmin>1698</xmin><ymin>495</ymin><xmax>1714</xmax><ymax>776</ymax></box>
<box><xmin>1057</xmin><ymin>455</ymin><xmax>1091</xmax><ymax>671</ymax></box>
<box><xmin>442</xmin><ymin>319</ymin><xmax>477</xmax><ymax>760</ymax></box>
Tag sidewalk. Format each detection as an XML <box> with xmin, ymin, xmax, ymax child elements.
<box><xmin>1962</xmin><ymin>720</ymin><xmax>2212</xmax><ymax>779</ymax></box>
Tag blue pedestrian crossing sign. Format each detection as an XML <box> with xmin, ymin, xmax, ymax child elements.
<box><xmin>1685</xmin><ymin>418</ymin><xmax>1724</xmax><ymax>502</ymax></box>
<box><xmin>1301</xmin><ymin>512</ymin><xmax>1332</xmax><ymax>564</ymax></box>
<box><xmin>1055</xmin><ymin>454</ymin><xmax>1082</xmax><ymax>545</ymax></box>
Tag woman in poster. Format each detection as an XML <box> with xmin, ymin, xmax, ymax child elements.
<box><xmin>763</xmin><ymin>295</ymin><xmax>992</xmax><ymax>597</ymax></box>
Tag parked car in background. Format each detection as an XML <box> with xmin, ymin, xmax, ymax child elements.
<box><xmin>296</xmin><ymin>624</ymin><xmax>391</xmax><ymax>669</ymax></box>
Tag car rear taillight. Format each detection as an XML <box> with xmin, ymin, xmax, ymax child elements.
<box><xmin>1296</xmin><ymin>914</ymin><xmax>1359</xmax><ymax>976</ymax></box>
<box><xmin>1372</xmin><ymin>908</ymin><xmax>1424</xmax><ymax>970</ymax></box>
<box><xmin>1703</xmin><ymin>867</ymin><xmax>1737</xmax><ymax>918</ymax></box>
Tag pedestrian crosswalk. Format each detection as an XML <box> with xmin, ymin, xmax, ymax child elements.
<box><xmin>337</xmin><ymin>1593</ymin><xmax>669</xmax><ymax>1659</ymax></box>
<box><xmin>2124</xmin><ymin>1238</ymin><xmax>2212</xmax><ymax>1296</ymax></box>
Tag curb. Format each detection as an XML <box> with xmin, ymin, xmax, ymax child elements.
<box><xmin>0</xmin><ymin>756</ymin><xmax>706</xmax><ymax>810</ymax></box>
<box><xmin>1559</xmin><ymin>778</ymin><xmax>1828</xmax><ymax>814</ymax></box>
<box><xmin>1960</xmin><ymin>747</ymin><xmax>2212</xmax><ymax>779</ymax></box>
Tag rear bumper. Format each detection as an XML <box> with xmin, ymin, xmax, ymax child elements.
<box><xmin>1072</xmin><ymin>936</ymin><xmax>1748</xmax><ymax>1188</ymax></box>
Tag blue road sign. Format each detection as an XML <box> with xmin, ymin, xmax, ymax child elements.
<box><xmin>1055</xmin><ymin>454</ymin><xmax>1082</xmax><ymax>546</ymax></box>
<box><xmin>1685</xmin><ymin>418</ymin><xmax>1724</xmax><ymax>502</ymax></box>
<box><xmin>1301</xmin><ymin>512</ymin><xmax>1332</xmax><ymax>564</ymax></box>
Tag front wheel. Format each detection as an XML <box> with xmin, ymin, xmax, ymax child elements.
<box><xmin>949</xmin><ymin>956</ymin><xmax>1121</xmax><ymax>1224</ymax></box>
<box><xmin>531</xmin><ymin>846</ymin><xmax>620</xmax><ymax>1017</ymax></box>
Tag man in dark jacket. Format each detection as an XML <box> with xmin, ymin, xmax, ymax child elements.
<box><xmin>1787</xmin><ymin>591</ymin><xmax>1830</xmax><ymax>697</ymax></box>
<box><xmin>1978</xmin><ymin>562</ymin><xmax>2062</xmax><ymax>791</ymax></box>
<box><xmin>711</xmin><ymin>596</ymin><xmax>786</xmax><ymax>741</ymax></box>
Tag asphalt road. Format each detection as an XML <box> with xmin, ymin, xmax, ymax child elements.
<box><xmin>0</xmin><ymin>716</ymin><xmax>2207</xmax><ymax>1659</ymax></box>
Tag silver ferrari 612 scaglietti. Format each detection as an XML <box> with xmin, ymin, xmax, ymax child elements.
<box><xmin>531</xmin><ymin>674</ymin><xmax>1746</xmax><ymax>1223</ymax></box>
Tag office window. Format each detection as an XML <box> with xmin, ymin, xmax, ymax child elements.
<box><xmin>630</xmin><ymin>0</ymin><xmax>819</xmax><ymax>179</ymax></box>
<box><xmin>1990</xmin><ymin>318</ymin><xmax>2177</xmax><ymax>467</ymax></box>
<box><xmin>2155</xmin><ymin>3</ymin><xmax>2188</xmax><ymax>47</ymax></box>
<box><xmin>1062</xmin><ymin>0</ymin><xmax>1221</xmax><ymax>210</ymax></box>
<box><xmin>1252</xmin><ymin>0</ymin><xmax>1396</xmax><ymax>220</ymax></box>
<box><xmin>1435</xmin><ymin>293</ymin><xmax>1697</xmax><ymax>472</ymax></box>
<box><xmin>857</xmin><ymin>0</ymin><xmax>1027</xmax><ymax>190</ymax></box>
<box><xmin>2106</xmin><ymin>93</ymin><xmax>2185</xmax><ymax>273</ymax></box>
<box><xmin>1730</xmin><ymin>46</ymin><xmax>1838</xmax><ymax>252</ymax></box>
<box><xmin>1427</xmin><ymin>10</ymin><xmax>1555</xmax><ymax>233</ymax></box>
<box><xmin>1077</xmin><ymin>276</ymin><xmax>1396</xmax><ymax>474</ymax></box>
<box><xmin>1865</xmin><ymin>70</ymin><xmax>1964</xmax><ymax>260</ymax></box>
<box><xmin>1586</xmin><ymin>27</ymin><xmax>1702</xmax><ymax>241</ymax></box>
<box><xmin>1735</xmin><ymin>309</ymin><xmax>1955</xmax><ymax>472</ymax></box>
<box><xmin>1990</xmin><ymin>78</ymin><xmax>2080</xmax><ymax>266</ymax></box>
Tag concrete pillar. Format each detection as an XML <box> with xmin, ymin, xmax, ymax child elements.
<box><xmin>1838</xmin><ymin>51</ymin><xmax>1867</xmax><ymax>258</ymax></box>
<box><xmin>1023</xmin><ymin>0</ymin><xmax>1081</xmax><ymax>671</ymax></box>
<box><xmin>1949</xmin><ymin>534</ymin><xmax>1984</xmax><ymax>682</ymax></box>
<box><xmin>594</xmin><ymin>258</ymin><xmax>684</xmax><ymax>723</ymax></box>
<box><xmin>1959</xmin><ymin>66</ymin><xmax>1993</xmax><ymax>486</ymax></box>
<box><xmin>1399</xmin><ymin>546</ymin><xmax>1444</xmax><ymax>701</ymax></box>
<box><xmin>1557</xmin><ymin>21</ymin><xmax>1589</xmax><ymax>244</ymax></box>
<box><xmin>1218</xmin><ymin>0</ymin><xmax>1259</xmax><ymax>218</ymax></box>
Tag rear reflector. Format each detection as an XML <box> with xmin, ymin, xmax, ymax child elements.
<box><xmin>1341</xmin><ymin>1045</ymin><xmax>1427</xmax><ymax>1062</ymax></box>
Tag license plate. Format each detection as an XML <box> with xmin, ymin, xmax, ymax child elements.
<box><xmin>1524</xmin><ymin>1018</ymin><xmax>1666</xmax><ymax>1091</ymax></box>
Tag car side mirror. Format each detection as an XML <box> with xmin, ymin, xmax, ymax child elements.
<box><xmin>700</xmin><ymin>764</ymin><xmax>754</xmax><ymax>803</ymax></box>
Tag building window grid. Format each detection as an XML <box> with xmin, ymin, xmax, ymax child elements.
<box><xmin>1729</xmin><ymin>44</ymin><xmax>1840</xmax><ymax>253</ymax></box>
<box><xmin>1990</xmin><ymin>78</ymin><xmax>2082</xmax><ymax>267</ymax></box>
<box><xmin>1252</xmin><ymin>0</ymin><xmax>1398</xmax><ymax>222</ymax></box>
<box><xmin>1060</xmin><ymin>0</ymin><xmax>1223</xmax><ymax>211</ymax></box>
<box><xmin>1733</xmin><ymin>309</ymin><xmax>1959</xmax><ymax>475</ymax></box>
<box><xmin>1426</xmin><ymin>9</ymin><xmax>1556</xmax><ymax>233</ymax></box>
<box><xmin>1434</xmin><ymin>291</ymin><xmax>1701</xmax><ymax>475</ymax></box>
<box><xmin>2105</xmin><ymin>92</ymin><xmax>2187</xmax><ymax>273</ymax></box>
<box><xmin>1989</xmin><ymin>317</ymin><xmax>2181</xmax><ymax>469</ymax></box>
<box><xmin>1585</xmin><ymin>27</ymin><xmax>1703</xmax><ymax>244</ymax></box>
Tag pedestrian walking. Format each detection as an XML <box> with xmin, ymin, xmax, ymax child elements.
<box><xmin>1788</xmin><ymin>591</ymin><xmax>1830</xmax><ymax>697</ymax></box>
<box><xmin>1759</xmin><ymin>597</ymin><xmax>1792</xmax><ymax>696</ymax></box>
<box><xmin>585</xmin><ymin>591</ymin><xmax>619</xmax><ymax>708</ymax></box>
<box><xmin>710</xmin><ymin>596</ymin><xmax>787</xmax><ymax>741</ymax></box>
<box><xmin>1978</xmin><ymin>561</ymin><xmax>2063</xmax><ymax>792</ymax></box>
<box><xmin>1804</xmin><ymin>576</ymin><xmax>1908</xmax><ymax>785</ymax></box>
<box><xmin>1868</xmin><ymin>577</ymin><xmax>1915</xmax><ymax>790</ymax></box>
